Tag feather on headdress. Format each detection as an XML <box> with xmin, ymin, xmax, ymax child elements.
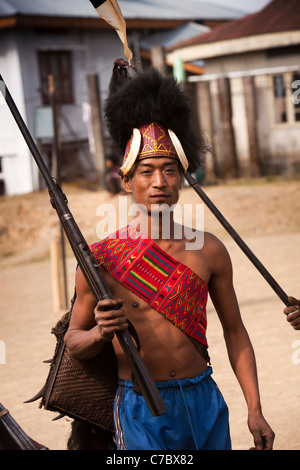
<box><xmin>90</xmin><ymin>0</ymin><xmax>133</xmax><ymax>64</ymax></box>
<box><xmin>104</xmin><ymin>66</ymin><xmax>207</xmax><ymax>175</ymax></box>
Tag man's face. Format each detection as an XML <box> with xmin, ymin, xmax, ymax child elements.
<box><xmin>122</xmin><ymin>157</ymin><xmax>182</xmax><ymax>213</ymax></box>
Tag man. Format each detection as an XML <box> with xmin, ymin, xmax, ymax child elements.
<box><xmin>64</xmin><ymin>66</ymin><xmax>275</xmax><ymax>450</ymax></box>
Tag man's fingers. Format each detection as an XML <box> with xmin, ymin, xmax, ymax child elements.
<box><xmin>98</xmin><ymin>312</ymin><xmax>128</xmax><ymax>326</ymax></box>
<box><xmin>285</xmin><ymin>297</ymin><xmax>300</xmax><ymax>329</ymax></box>
<box><xmin>251</xmin><ymin>433</ymin><xmax>274</xmax><ymax>450</ymax></box>
<box><xmin>288</xmin><ymin>296</ymin><xmax>300</xmax><ymax>306</ymax></box>
<box><xmin>253</xmin><ymin>435</ymin><xmax>263</xmax><ymax>450</ymax></box>
<box><xmin>95</xmin><ymin>298</ymin><xmax>121</xmax><ymax>311</ymax></box>
<box><xmin>286</xmin><ymin>310</ymin><xmax>300</xmax><ymax>330</ymax></box>
<box><xmin>287</xmin><ymin>309</ymin><xmax>300</xmax><ymax>320</ymax></box>
<box><xmin>284</xmin><ymin>296</ymin><xmax>300</xmax><ymax>316</ymax></box>
<box><xmin>93</xmin><ymin>298</ymin><xmax>128</xmax><ymax>338</ymax></box>
<box><xmin>95</xmin><ymin>308</ymin><xmax>128</xmax><ymax>327</ymax></box>
<box><xmin>261</xmin><ymin>434</ymin><xmax>273</xmax><ymax>450</ymax></box>
<box><xmin>96</xmin><ymin>310</ymin><xmax>129</xmax><ymax>340</ymax></box>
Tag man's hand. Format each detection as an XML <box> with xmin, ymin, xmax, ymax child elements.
<box><xmin>248</xmin><ymin>410</ymin><xmax>275</xmax><ymax>450</ymax></box>
<box><xmin>284</xmin><ymin>297</ymin><xmax>300</xmax><ymax>330</ymax></box>
<box><xmin>94</xmin><ymin>298</ymin><xmax>129</xmax><ymax>342</ymax></box>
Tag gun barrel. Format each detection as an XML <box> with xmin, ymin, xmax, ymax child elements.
<box><xmin>0</xmin><ymin>75</ymin><xmax>166</xmax><ymax>417</ymax></box>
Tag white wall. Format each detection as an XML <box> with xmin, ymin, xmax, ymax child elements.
<box><xmin>198</xmin><ymin>49</ymin><xmax>300</xmax><ymax>175</ymax></box>
<box><xmin>0</xmin><ymin>26</ymin><xmax>126</xmax><ymax>195</ymax></box>
<box><xmin>0</xmin><ymin>31</ymin><xmax>36</xmax><ymax>195</ymax></box>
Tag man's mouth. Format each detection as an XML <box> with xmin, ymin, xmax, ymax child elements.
<box><xmin>150</xmin><ymin>194</ymin><xmax>169</xmax><ymax>200</ymax></box>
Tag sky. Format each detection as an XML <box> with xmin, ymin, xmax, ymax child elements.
<box><xmin>209</xmin><ymin>0</ymin><xmax>272</xmax><ymax>13</ymax></box>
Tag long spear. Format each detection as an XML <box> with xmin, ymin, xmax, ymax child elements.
<box><xmin>0</xmin><ymin>74</ymin><xmax>166</xmax><ymax>418</ymax></box>
<box><xmin>185</xmin><ymin>172</ymin><xmax>295</xmax><ymax>307</ymax></box>
<box><xmin>88</xmin><ymin>0</ymin><xmax>296</xmax><ymax>310</ymax></box>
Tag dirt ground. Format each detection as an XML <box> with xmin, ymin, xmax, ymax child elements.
<box><xmin>1</xmin><ymin>178</ymin><xmax>300</xmax><ymax>450</ymax></box>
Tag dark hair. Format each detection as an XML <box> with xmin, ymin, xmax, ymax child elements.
<box><xmin>105</xmin><ymin>67</ymin><xmax>208</xmax><ymax>173</ymax></box>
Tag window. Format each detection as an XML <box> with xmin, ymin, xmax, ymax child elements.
<box><xmin>273</xmin><ymin>75</ymin><xmax>287</xmax><ymax>123</ymax></box>
<box><xmin>271</xmin><ymin>71</ymin><xmax>300</xmax><ymax>126</ymax></box>
<box><xmin>292</xmin><ymin>72</ymin><xmax>300</xmax><ymax>122</ymax></box>
<box><xmin>38</xmin><ymin>51</ymin><xmax>74</xmax><ymax>105</ymax></box>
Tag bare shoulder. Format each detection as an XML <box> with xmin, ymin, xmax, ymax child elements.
<box><xmin>177</xmin><ymin>227</ymin><xmax>232</xmax><ymax>282</ymax></box>
<box><xmin>202</xmin><ymin>232</ymin><xmax>233</xmax><ymax>276</ymax></box>
<box><xmin>202</xmin><ymin>231</ymin><xmax>228</xmax><ymax>253</ymax></box>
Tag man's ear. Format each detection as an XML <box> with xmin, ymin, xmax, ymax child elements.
<box><xmin>122</xmin><ymin>175</ymin><xmax>132</xmax><ymax>193</ymax></box>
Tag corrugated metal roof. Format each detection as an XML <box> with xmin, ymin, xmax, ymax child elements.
<box><xmin>140</xmin><ymin>22</ymin><xmax>210</xmax><ymax>51</ymax></box>
<box><xmin>0</xmin><ymin>0</ymin><xmax>93</xmax><ymax>18</ymax></box>
<box><xmin>118</xmin><ymin>1</ymin><xmax>245</xmax><ymax>20</ymax></box>
<box><xmin>171</xmin><ymin>0</ymin><xmax>300</xmax><ymax>49</ymax></box>
<box><xmin>0</xmin><ymin>0</ymin><xmax>245</xmax><ymax>21</ymax></box>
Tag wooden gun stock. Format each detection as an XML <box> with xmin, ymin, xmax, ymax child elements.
<box><xmin>0</xmin><ymin>403</ymin><xmax>48</xmax><ymax>450</ymax></box>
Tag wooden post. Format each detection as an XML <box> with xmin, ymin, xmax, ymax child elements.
<box><xmin>50</xmin><ymin>238</ymin><xmax>65</xmax><ymax>313</ymax></box>
<box><xmin>195</xmin><ymin>80</ymin><xmax>221</xmax><ymax>179</ymax></box>
<box><xmin>151</xmin><ymin>45</ymin><xmax>167</xmax><ymax>76</ymax></box>
<box><xmin>218</xmin><ymin>77</ymin><xmax>239</xmax><ymax>178</ymax></box>
<box><xmin>243</xmin><ymin>75</ymin><xmax>264</xmax><ymax>176</ymax></box>
<box><xmin>48</xmin><ymin>75</ymin><xmax>61</xmax><ymax>181</ymax></box>
<box><xmin>48</xmin><ymin>76</ymin><xmax>68</xmax><ymax>309</ymax></box>
<box><xmin>86</xmin><ymin>74</ymin><xmax>106</xmax><ymax>186</ymax></box>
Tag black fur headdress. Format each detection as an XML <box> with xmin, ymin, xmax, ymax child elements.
<box><xmin>104</xmin><ymin>64</ymin><xmax>207</xmax><ymax>173</ymax></box>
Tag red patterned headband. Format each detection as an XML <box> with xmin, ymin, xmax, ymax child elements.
<box><xmin>120</xmin><ymin>122</ymin><xmax>189</xmax><ymax>175</ymax></box>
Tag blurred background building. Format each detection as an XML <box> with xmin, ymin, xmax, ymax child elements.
<box><xmin>0</xmin><ymin>0</ymin><xmax>298</xmax><ymax>195</ymax></box>
<box><xmin>167</xmin><ymin>0</ymin><xmax>300</xmax><ymax>180</ymax></box>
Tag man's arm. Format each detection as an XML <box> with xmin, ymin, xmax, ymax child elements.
<box><xmin>64</xmin><ymin>267</ymin><xmax>128</xmax><ymax>359</ymax></box>
<box><xmin>207</xmin><ymin>236</ymin><xmax>275</xmax><ymax>450</ymax></box>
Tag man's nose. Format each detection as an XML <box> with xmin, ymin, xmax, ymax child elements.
<box><xmin>152</xmin><ymin>170</ymin><xmax>167</xmax><ymax>187</ymax></box>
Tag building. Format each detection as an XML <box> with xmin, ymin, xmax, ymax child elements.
<box><xmin>0</xmin><ymin>0</ymin><xmax>245</xmax><ymax>195</ymax></box>
<box><xmin>167</xmin><ymin>0</ymin><xmax>300</xmax><ymax>179</ymax></box>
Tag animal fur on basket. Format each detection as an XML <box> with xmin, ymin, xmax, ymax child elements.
<box><xmin>67</xmin><ymin>420</ymin><xmax>116</xmax><ymax>450</ymax></box>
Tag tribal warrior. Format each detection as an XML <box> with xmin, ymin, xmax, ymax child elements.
<box><xmin>64</xmin><ymin>65</ymin><xmax>275</xmax><ymax>450</ymax></box>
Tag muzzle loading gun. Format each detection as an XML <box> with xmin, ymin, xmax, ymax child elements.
<box><xmin>0</xmin><ymin>75</ymin><xmax>166</xmax><ymax>418</ymax></box>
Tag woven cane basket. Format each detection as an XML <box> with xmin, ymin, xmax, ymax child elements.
<box><xmin>40</xmin><ymin>311</ymin><xmax>118</xmax><ymax>434</ymax></box>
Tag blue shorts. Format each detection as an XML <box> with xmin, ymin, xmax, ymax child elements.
<box><xmin>113</xmin><ymin>367</ymin><xmax>231</xmax><ymax>450</ymax></box>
